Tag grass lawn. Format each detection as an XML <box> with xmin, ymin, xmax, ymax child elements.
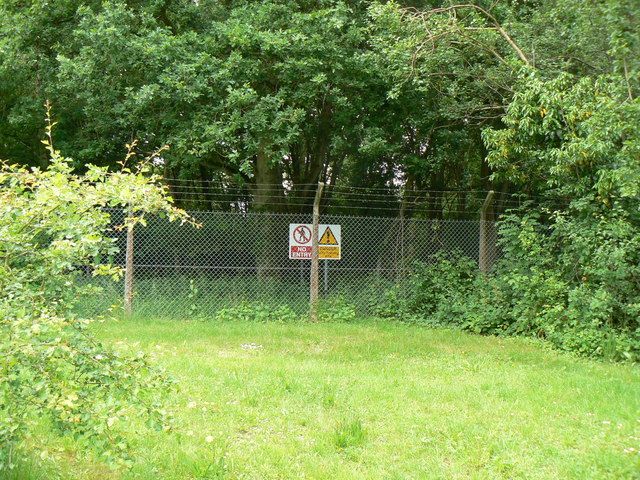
<box><xmin>15</xmin><ymin>318</ymin><xmax>640</xmax><ymax>479</ymax></box>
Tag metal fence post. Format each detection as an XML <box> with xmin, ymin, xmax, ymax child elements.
<box><xmin>309</xmin><ymin>181</ymin><xmax>324</xmax><ymax>321</ymax></box>
<box><xmin>124</xmin><ymin>224</ymin><xmax>135</xmax><ymax>316</ymax></box>
<box><xmin>479</xmin><ymin>190</ymin><xmax>495</xmax><ymax>273</ymax></box>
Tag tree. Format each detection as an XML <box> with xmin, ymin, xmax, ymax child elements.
<box><xmin>1</xmin><ymin>1</ymin><xmax>380</xmax><ymax>210</ymax></box>
<box><xmin>1</xmin><ymin>0</ymin><xmax>637</xmax><ymax>216</ymax></box>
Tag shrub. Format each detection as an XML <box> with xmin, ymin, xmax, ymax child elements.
<box><xmin>318</xmin><ymin>297</ymin><xmax>357</xmax><ymax>323</ymax></box>
<box><xmin>476</xmin><ymin>71</ymin><xmax>640</xmax><ymax>361</ymax></box>
<box><xmin>375</xmin><ymin>253</ymin><xmax>478</xmax><ymax>326</ymax></box>
<box><xmin>383</xmin><ymin>210</ymin><xmax>640</xmax><ymax>362</ymax></box>
<box><xmin>0</xmin><ymin>109</ymin><xmax>192</xmax><ymax>469</ymax></box>
<box><xmin>478</xmin><ymin>209</ymin><xmax>640</xmax><ymax>361</ymax></box>
<box><xmin>212</xmin><ymin>302</ymin><xmax>300</xmax><ymax>323</ymax></box>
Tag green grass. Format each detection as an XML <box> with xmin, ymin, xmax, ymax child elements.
<box><xmin>13</xmin><ymin>318</ymin><xmax>640</xmax><ymax>479</ymax></box>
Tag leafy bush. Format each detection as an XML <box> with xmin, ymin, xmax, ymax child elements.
<box><xmin>480</xmin><ymin>72</ymin><xmax>640</xmax><ymax>361</ymax></box>
<box><xmin>318</xmin><ymin>297</ymin><xmax>357</xmax><ymax>323</ymax></box>
<box><xmin>384</xmin><ymin>211</ymin><xmax>640</xmax><ymax>362</ymax></box>
<box><xmin>0</xmin><ymin>111</ymin><xmax>192</xmax><ymax>469</ymax></box>
<box><xmin>478</xmin><ymin>210</ymin><xmax>640</xmax><ymax>361</ymax></box>
<box><xmin>212</xmin><ymin>302</ymin><xmax>300</xmax><ymax>323</ymax></box>
<box><xmin>375</xmin><ymin>253</ymin><xmax>477</xmax><ymax>326</ymax></box>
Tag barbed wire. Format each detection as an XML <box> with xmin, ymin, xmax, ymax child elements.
<box><xmin>163</xmin><ymin>185</ymin><xmax>567</xmax><ymax>212</ymax></box>
<box><xmin>161</xmin><ymin>179</ymin><xmax>567</xmax><ymax>201</ymax></box>
<box><xmin>162</xmin><ymin>177</ymin><xmax>564</xmax><ymax>197</ymax></box>
<box><xmin>164</xmin><ymin>182</ymin><xmax>557</xmax><ymax>198</ymax></box>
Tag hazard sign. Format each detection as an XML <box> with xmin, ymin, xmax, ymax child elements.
<box><xmin>289</xmin><ymin>224</ymin><xmax>341</xmax><ymax>260</ymax></box>
<box><xmin>319</xmin><ymin>226</ymin><xmax>338</xmax><ymax>245</ymax></box>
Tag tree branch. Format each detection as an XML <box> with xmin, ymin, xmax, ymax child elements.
<box><xmin>404</xmin><ymin>3</ymin><xmax>531</xmax><ymax>67</ymax></box>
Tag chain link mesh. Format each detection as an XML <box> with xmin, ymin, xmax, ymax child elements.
<box><xmin>80</xmin><ymin>210</ymin><xmax>500</xmax><ymax>318</ymax></box>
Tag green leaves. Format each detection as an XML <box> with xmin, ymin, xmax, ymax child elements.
<box><xmin>484</xmin><ymin>71</ymin><xmax>640</xmax><ymax>203</ymax></box>
<box><xmin>0</xmin><ymin>121</ymin><xmax>190</xmax><ymax>470</ymax></box>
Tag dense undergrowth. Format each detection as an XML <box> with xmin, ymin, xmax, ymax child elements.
<box><xmin>372</xmin><ymin>72</ymin><xmax>640</xmax><ymax>363</ymax></box>
<box><xmin>376</xmin><ymin>210</ymin><xmax>640</xmax><ymax>363</ymax></box>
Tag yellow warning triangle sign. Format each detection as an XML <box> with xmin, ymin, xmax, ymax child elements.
<box><xmin>319</xmin><ymin>226</ymin><xmax>338</xmax><ymax>245</ymax></box>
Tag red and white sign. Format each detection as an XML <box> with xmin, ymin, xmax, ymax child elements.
<box><xmin>289</xmin><ymin>223</ymin><xmax>341</xmax><ymax>260</ymax></box>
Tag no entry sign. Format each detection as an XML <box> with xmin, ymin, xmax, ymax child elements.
<box><xmin>289</xmin><ymin>223</ymin><xmax>341</xmax><ymax>260</ymax></box>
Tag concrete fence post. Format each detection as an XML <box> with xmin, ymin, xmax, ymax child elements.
<box><xmin>309</xmin><ymin>181</ymin><xmax>324</xmax><ymax>322</ymax></box>
<box><xmin>479</xmin><ymin>190</ymin><xmax>495</xmax><ymax>273</ymax></box>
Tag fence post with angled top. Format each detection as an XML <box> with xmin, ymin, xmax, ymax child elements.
<box><xmin>479</xmin><ymin>190</ymin><xmax>495</xmax><ymax>273</ymax></box>
<box><xmin>310</xmin><ymin>182</ymin><xmax>324</xmax><ymax>321</ymax></box>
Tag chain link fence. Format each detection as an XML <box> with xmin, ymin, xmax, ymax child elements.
<box><xmin>79</xmin><ymin>210</ymin><xmax>499</xmax><ymax>318</ymax></box>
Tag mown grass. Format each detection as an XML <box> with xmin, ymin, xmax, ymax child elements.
<box><xmin>10</xmin><ymin>318</ymin><xmax>640</xmax><ymax>479</ymax></box>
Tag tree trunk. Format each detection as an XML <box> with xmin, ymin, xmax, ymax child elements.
<box><xmin>253</xmin><ymin>145</ymin><xmax>284</xmax><ymax>279</ymax></box>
